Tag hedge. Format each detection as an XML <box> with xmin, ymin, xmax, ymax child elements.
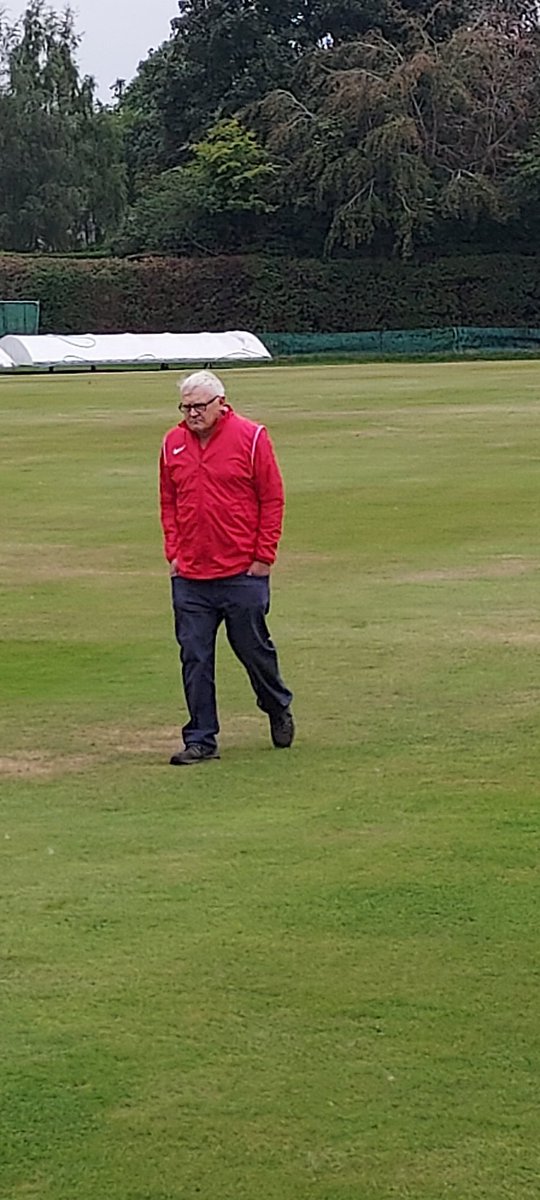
<box><xmin>1</xmin><ymin>252</ymin><xmax>540</xmax><ymax>333</ymax></box>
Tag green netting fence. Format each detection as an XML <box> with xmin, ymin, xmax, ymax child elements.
<box><xmin>0</xmin><ymin>300</ymin><xmax>40</xmax><ymax>336</ymax></box>
<box><xmin>264</xmin><ymin>327</ymin><xmax>540</xmax><ymax>357</ymax></box>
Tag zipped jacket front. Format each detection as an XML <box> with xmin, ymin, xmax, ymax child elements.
<box><xmin>159</xmin><ymin>407</ymin><xmax>285</xmax><ymax>579</ymax></box>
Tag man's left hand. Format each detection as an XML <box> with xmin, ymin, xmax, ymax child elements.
<box><xmin>247</xmin><ymin>560</ymin><xmax>271</xmax><ymax>577</ymax></box>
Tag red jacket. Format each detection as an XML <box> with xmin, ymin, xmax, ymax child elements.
<box><xmin>159</xmin><ymin>406</ymin><xmax>285</xmax><ymax>579</ymax></box>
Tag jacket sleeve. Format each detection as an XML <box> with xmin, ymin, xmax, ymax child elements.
<box><xmin>252</xmin><ymin>427</ymin><xmax>285</xmax><ymax>564</ymax></box>
<box><xmin>159</xmin><ymin>440</ymin><xmax>179</xmax><ymax>562</ymax></box>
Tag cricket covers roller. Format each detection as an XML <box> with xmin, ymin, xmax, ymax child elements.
<box><xmin>0</xmin><ymin>345</ymin><xmax>14</xmax><ymax>368</ymax></box>
<box><xmin>0</xmin><ymin>331</ymin><xmax>272</xmax><ymax>368</ymax></box>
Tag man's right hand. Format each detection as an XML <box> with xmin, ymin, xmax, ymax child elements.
<box><xmin>169</xmin><ymin>559</ymin><xmax>179</xmax><ymax>577</ymax></box>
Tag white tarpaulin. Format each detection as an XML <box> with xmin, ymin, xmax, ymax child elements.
<box><xmin>0</xmin><ymin>331</ymin><xmax>271</xmax><ymax>368</ymax></box>
<box><xmin>0</xmin><ymin>345</ymin><xmax>13</xmax><ymax>369</ymax></box>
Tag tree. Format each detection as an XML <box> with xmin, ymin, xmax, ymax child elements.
<box><xmin>115</xmin><ymin>118</ymin><xmax>277</xmax><ymax>254</ymax></box>
<box><xmin>0</xmin><ymin>1</ymin><xmax>126</xmax><ymax>251</ymax></box>
<box><xmin>288</xmin><ymin>0</ymin><xmax>484</xmax><ymax>44</ymax></box>
<box><xmin>122</xmin><ymin>0</ymin><xmax>307</xmax><ymax>183</ymax></box>
<box><xmin>250</xmin><ymin>5</ymin><xmax>540</xmax><ymax>256</ymax></box>
<box><xmin>122</xmin><ymin>0</ymin><xmax>491</xmax><ymax>187</ymax></box>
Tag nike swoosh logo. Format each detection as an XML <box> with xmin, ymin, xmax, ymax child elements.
<box><xmin>172</xmin><ymin>446</ymin><xmax>186</xmax><ymax>456</ymax></box>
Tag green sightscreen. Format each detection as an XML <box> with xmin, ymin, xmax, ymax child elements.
<box><xmin>0</xmin><ymin>300</ymin><xmax>40</xmax><ymax>336</ymax></box>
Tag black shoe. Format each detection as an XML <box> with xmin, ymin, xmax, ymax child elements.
<box><xmin>169</xmin><ymin>744</ymin><xmax>220</xmax><ymax>766</ymax></box>
<box><xmin>269</xmin><ymin>707</ymin><xmax>295</xmax><ymax>749</ymax></box>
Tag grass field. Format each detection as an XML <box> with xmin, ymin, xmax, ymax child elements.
<box><xmin>1</xmin><ymin>362</ymin><xmax>539</xmax><ymax>1200</ymax></box>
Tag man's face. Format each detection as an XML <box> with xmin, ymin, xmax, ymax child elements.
<box><xmin>179</xmin><ymin>386</ymin><xmax>225</xmax><ymax>436</ymax></box>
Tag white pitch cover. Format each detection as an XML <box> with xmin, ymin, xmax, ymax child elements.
<box><xmin>0</xmin><ymin>330</ymin><xmax>272</xmax><ymax>368</ymax></box>
<box><xmin>0</xmin><ymin>345</ymin><xmax>14</xmax><ymax>368</ymax></box>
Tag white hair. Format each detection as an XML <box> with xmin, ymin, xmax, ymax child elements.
<box><xmin>178</xmin><ymin>370</ymin><xmax>226</xmax><ymax>399</ymax></box>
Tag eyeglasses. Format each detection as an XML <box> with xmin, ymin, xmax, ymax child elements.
<box><xmin>178</xmin><ymin>395</ymin><xmax>222</xmax><ymax>415</ymax></box>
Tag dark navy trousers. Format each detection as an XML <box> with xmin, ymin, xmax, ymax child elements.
<box><xmin>171</xmin><ymin>573</ymin><xmax>293</xmax><ymax>750</ymax></box>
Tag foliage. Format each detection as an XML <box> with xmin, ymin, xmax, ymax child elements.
<box><xmin>3</xmin><ymin>1</ymin><xmax>540</xmax><ymax>260</ymax></box>
<box><xmin>122</xmin><ymin>0</ymin><xmax>325</xmax><ymax>176</ymax></box>
<box><xmin>115</xmin><ymin>119</ymin><xmax>277</xmax><ymax>254</ymax></box>
<box><xmin>122</xmin><ymin>0</ymin><xmax>488</xmax><ymax>179</ymax></box>
<box><xmin>251</xmin><ymin>8</ymin><xmax>540</xmax><ymax>256</ymax></box>
<box><xmin>0</xmin><ymin>1</ymin><xmax>126</xmax><ymax>251</ymax></box>
<box><xmin>3</xmin><ymin>250</ymin><xmax>540</xmax><ymax>333</ymax></box>
<box><xmin>113</xmin><ymin>170</ymin><xmax>207</xmax><ymax>256</ymax></box>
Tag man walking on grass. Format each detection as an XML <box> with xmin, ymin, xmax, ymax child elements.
<box><xmin>160</xmin><ymin>370</ymin><xmax>294</xmax><ymax>765</ymax></box>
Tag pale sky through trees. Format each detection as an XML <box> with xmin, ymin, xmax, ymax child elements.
<box><xmin>4</xmin><ymin>0</ymin><xmax>177</xmax><ymax>99</ymax></box>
